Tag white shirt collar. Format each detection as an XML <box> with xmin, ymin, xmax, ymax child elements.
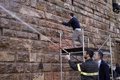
<box><xmin>98</xmin><ymin>60</ymin><xmax>102</xmax><ymax>68</ymax></box>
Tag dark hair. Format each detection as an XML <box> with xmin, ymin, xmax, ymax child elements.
<box><xmin>69</xmin><ymin>13</ymin><xmax>74</xmax><ymax>17</ymax></box>
<box><xmin>98</xmin><ymin>50</ymin><xmax>103</xmax><ymax>59</ymax></box>
<box><xmin>86</xmin><ymin>49</ymin><xmax>94</xmax><ymax>58</ymax></box>
<box><xmin>116</xmin><ymin>63</ymin><xmax>119</xmax><ymax>67</ymax></box>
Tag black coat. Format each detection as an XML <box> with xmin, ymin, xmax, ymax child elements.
<box><xmin>99</xmin><ymin>60</ymin><xmax>110</xmax><ymax>80</ymax></box>
<box><xmin>62</xmin><ymin>17</ymin><xmax>81</xmax><ymax>30</ymax></box>
<box><xmin>69</xmin><ymin>59</ymin><xmax>98</xmax><ymax>80</ymax></box>
<box><xmin>115</xmin><ymin>65</ymin><xmax>120</xmax><ymax>77</ymax></box>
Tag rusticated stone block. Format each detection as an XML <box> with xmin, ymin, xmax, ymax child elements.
<box><xmin>3</xmin><ymin>29</ymin><xmax>15</xmax><ymax>37</ymax></box>
<box><xmin>0</xmin><ymin>36</ymin><xmax>10</xmax><ymax>49</ymax></box>
<box><xmin>0</xmin><ymin>51</ymin><xmax>15</xmax><ymax>61</ymax></box>
<box><xmin>31</xmin><ymin>40</ymin><xmax>48</xmax><ymax>52</ymax></box>
<box><xmin>0</xmin><ymin>18</ymin><xmax>27</xmax><ymax>31</ymax></box>
<box><xmin>20</xmin><ymin>6</ymin><xmax>45</xmax><ymax>18</ymax></box>
<box><xmin>24</xmin><ymin>0</ymin><xmax>31</xmax><ymax>5</ymax></box>
<box><xmin>15</xmin><ymin>63</ymin><xmax>31</xmax><ymax>73</ymax></box>
<box><xmin>30</xmin><ymin>0</ymin><xmax>37</xmax><ymax>7</ymax></box>
<box><xmin>62</xmin><ymin>63</ymin><xmax>71</xmax><ymax>71</ymax></box>
<box><xmin>16</xmin><ymin>63</ymin><xmax>24</xmax><ymax>73</ymax></box>
<box><xmin>54</xmin><ymin>54</ymin><xmax>60</xmax><ymax>62</ymax></box>
<box><xmin>44</xmin><ymin>72</ymin><xmax>53</xmax><ymax>80</ymax></box>
<box><xmin>16</xmin><ymin>51</ymin><xmax>29</xmax><ymax>62</ymax></box>
<box><xmin>36</xmin><ymin>53</ymin><xmax>45</xmax><ymax>62</ymax></box>
<box><xmin>9</xmin><ymin>20</ymin><xmax>22</xmax><ymax>31</ymax></box>
<box><xmin>43</xmin><ymin>63</ymin><xmax>52</xmax><ymax>72</ymax></box>
<box><xmin>3</xmin><ymin>29</ymin><xmax>38</xmax><ymax>40</ymax></box>
<box><xmin>69</xmin><ymin>71</ymin><xmax>80</xmax><ymax>76</ymax></box>
<box><xmin>53</xmin><ymin>72</ymin><xmax>60</xmax><ymax>80</ymax></box>
<box><xmin>8</xmin><ymin>38</ymin><xmax>32</xmax><ymax>51</ymax></box>
<box><xmin>37</xmin><ymin>1</ymin><xmax>46</xmax><ymax>11</ymax></box>
<box><xmin>0</xmin><ymin>63</ymin><xmax>6</xmax><ymax>74</ymax></box>
<box><xmin>48</xmin><ymin>43</ymin><xmax>60</xmax><ymax>52</ymax></box>
<box><xmin>46</xmin><ymin>2</ymin><xmax>56</xmax><ymax>14</ymax></box>
<box><xmin>52</xmin><ymin>63</ymin><xmax>60</xmax><ymax>72</ymax></box>
<box><xmin>30</xmin><ymin>63</ymin><xmax>39</xmax><ymax>72</ymax></box>
<box><xmin>30</xmin><ymin>53</ymin><xmax>37</xmax><ymax>62</ymax></box>
<box><xmin>44</xmin><ymin>54</ymin><xmax>59</xmax><ymax>63</ymax></box>
<box><xmin>45</xmin><ymin>12</ymin><xmax>63</xmax><ymax>23</ymax></box>
<box><xmin>0</xmin><ymin>28</ymin><xmax>2</xmax><ymax>35</ymax></box>
<box><xmin>24</xmin><ymin>63</ymin><xmax>31</xmax><ymax>73</ymax></box>
<box><xmin>0</xmin><ymin>18</ymin><xmax>10</xmax><ymax>29</ymax></box>
<box><xmin>0</xmin><ymin>74</ymin><xmax>15</xmax><ymax>80</ymax></box>
<box><xmin>49</xmin><ymin>0</ymin><xmax>64</xmax><ymax>7</ymax></box>
<box><xmin>6</xmin><ymin>63</ymin><xmax>16</xmax><ymax>73</ymax></box>
<box><xmin>18</xmin><ymin>73</ymin><xmax>32</xmax><ymax>80</ymax></box>
<box><xmin>32</xmin><ymin>73</ymin><xmax>44</xmax><ymax>80</ymax></box>
<box><xmin>67</xmin><ymin>76</ymin><xmax>80</xmax><ymax>80</ymax></box>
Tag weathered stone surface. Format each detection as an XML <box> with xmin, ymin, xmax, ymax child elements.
<box><xmin>24</xmin><ymin>63</ymin><xmax>31</xmax><ymax>72</ymax></box>
<box><xmin>36</xmin><ymin>53</ymin><xmax>45</xmax><ymax>62</ymax></box>
<box><xmin>16</xmin><ymin>51</ymin><xmax>29</xmax><ymax>62</ymax></box>
<box><xmin>44</xmin><ymin>72</ymin><xmax>53</xmax><ymax>80</ymax></box>
<box><xmin>32</xmin><ymin>73</ymin><xmax>44</xmax><ymax>80</ymax></box>
<box><xmin>0</xmin><ymin>74</ymin><xmax>15</xmax><ymax>80</ymax></box>
<box><xmin>6</xmin><ymin>63</ymin><xmax>16</xmax><ymax>73</ymax></box>
<box><xmin>20</xmin><ymin>6</ymin><xmax>45</xmax><ymax>18</ymax></box>
<box><xmin>8</xmin><ymin>38</ymin><xmax>31</xmax><ymax>51</ymax></box>
<box><xmin>0</xmin><ymin>36</ymin><xmax>10</xmax><ymax>49</ymax></box>
<box><xmin>0</xmin><ymin>51</ymin><xmax>15</xmax><ymax>61</ymax></box>
<box><xmin>16</xmin><ymin>63</ymin><xmax>24</xmax><ymax>73</ymax></box>
<box><xmin>3</xmin><ymin>29</ymin><xmax>38</xmax><ymax>40</ymax></box>
<box><xmin>30</xmin><ymin>53</ymin><xmax>37</xmax><ymax>62</ymax></box>
<box><xmin>44</xmin><ymin>54</ymin><xmax>59</xmax><ymax>63</ymax></box>
<box><xmin>62</xmin><ymin>63</ymin><xmax>71</xmax><ymax>71</ymax></box>
<box><xmin>0</xmin><ymin>63</ymin><xmax>6</xmax><ymax>74</ymax></box>
<box><xmin>31</xmin><ymin>40</ymin><xmax>48</xmax><ymax>52</ymax></box>
<box><xmin>18</xmin><ymin>73</ymin><xmax>32</xmax><ymax>80</ymax></box>
<box><xmin>52</xmin><ymin>63</ymin><xmax>60</xmax><ymax>72</ymax></box>
<box><xmin>40</xmin><ymin>34</ymin><xmax>50</xmax><ymax>41</ymax></box>
<box><xmin>30</xmin><ymin>63</ymin><xmax>39</xmax><ymax>72</ymax></box>
<box><xmin>37</xmin><ymin>1</ymin><xmax>46</xmax><ymax>11</ymax></box>
<box><xmin>53</xmin><ymin>72</ymin><xmax>60</xmax><ymax>80</ymax></box>
<box><xmin>43</xmin><ymin>63</ymin><xmax>52</xmax><ymax>72</ymax></box>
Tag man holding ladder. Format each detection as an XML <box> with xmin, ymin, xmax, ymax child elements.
<box><xmin>66</xmin><ymin>49</ymin><xmax>98</xmax><ymax>80</ymax></box>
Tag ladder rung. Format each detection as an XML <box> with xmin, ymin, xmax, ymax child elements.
<box><xmin>62</xmin><ymin>51</ymin><xmax>83</xmax><ymax>56</ymax></box>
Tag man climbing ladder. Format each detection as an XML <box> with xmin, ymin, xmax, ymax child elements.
<box><xmin>61</xmin><ymin>13</ymin><xmax>82</xmax><ymax>47</ymax></box>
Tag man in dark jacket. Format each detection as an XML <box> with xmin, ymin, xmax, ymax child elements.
<box><xmin>115</xmin><ymin>63</ymin><xmax>120</xmax><ymax>78</ymax></box>
<box><xmin>66</xmin><ymin>49</ymin><xmax>98</xmax><ymax>80</ymax></box>
<box><xmin>62</xmin><ymin>13</ymin><xmax>82</xmax><ymax>47</ymax></box>
<box><xmin>94</xmin><ymin>51</ymin><xmax>110</xmax><ymax>80</ymax></box>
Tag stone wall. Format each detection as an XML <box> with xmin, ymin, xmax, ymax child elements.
<box><xmin>0</xmin><ymin>0</ymin><xmax>120</xmax><ymax>80</ymax></box>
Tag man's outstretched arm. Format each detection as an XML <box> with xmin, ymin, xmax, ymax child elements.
<box><xmin>62</xmin><ymin>19</ymin><xmax>72</xmax><ymax>27</ymax></box>
<box><xmin>65</xmin><ymin>55</ymin><xmax>78</xmax><ymax>71</ymax></box>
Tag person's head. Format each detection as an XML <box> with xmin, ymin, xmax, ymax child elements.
<box><xmin>69</xmin><ymin>13</ymin><xmax>74</xmax><ymax>19</ymax></box>
<box><xmin>94</xmin><ymin>50</ymin><xmax>103</xmax><ymax>61</ymax></box>
<box><xmin>84</xmin><ymin>49</ymin><xmax>94</xmax><ymax>60</ymax></box>
<box><xmin>116</xmin><ymin>63</ymin><xmax>119</xmax><ymax>67</ymax></box>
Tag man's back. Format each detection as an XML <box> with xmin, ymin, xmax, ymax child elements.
<box><xmin>62</xmin><ymin>17</ymin><xmax>80</xmax><ymax>30</ymax></box>
<box><xmin>80</xmin><ymin>59</ymin><xmax>98</xmax><ymax>80</ymax></box>
<box><xmin>68</xmin><ymin>49</ymin><xmax>98</xmax><ymax>80</ymax></box>
<box><xmin>99</xmin><ymin>60</ymin><xmax>110</xmax><ymax>80</ymax></box>
<box><xmin>70</xmin><ymin>17</ymin><xmax>80</xmax><ymax>30</ymax></box>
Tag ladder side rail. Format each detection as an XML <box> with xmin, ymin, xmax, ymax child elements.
<box><xmin>82</xmin><ymin>29</ymin><xmax>85</xmax><ymax>62</ymax></box>
<box><xmin>110</xmin><ymin>35</ymin><xmax>114</xmax><ymax>80</ymax></box>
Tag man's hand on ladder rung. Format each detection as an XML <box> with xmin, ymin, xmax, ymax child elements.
<box><xmin>65</xmin><ymin>55</ymin><xmax>70</xmax><ymax>60</ymax></box>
